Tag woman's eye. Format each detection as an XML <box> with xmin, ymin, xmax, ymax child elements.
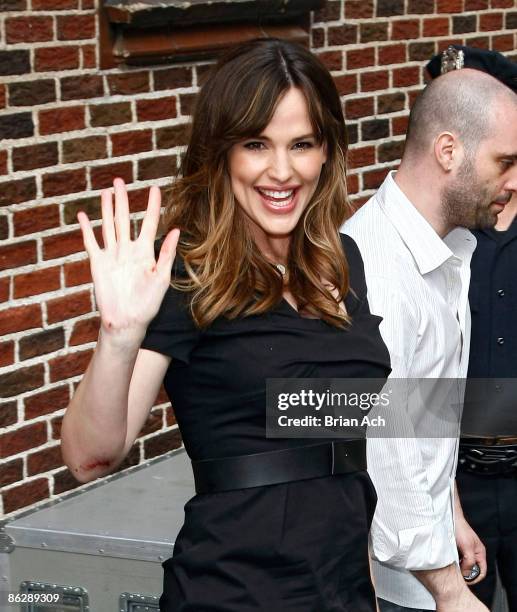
<box><xmin>244</xmin><ymin>141</ymin><xmax>265</xmax><ymax>151</ymax></box>
<box><xmin>293</xmin><ymin>141</ymin><xmax>313</xmax><ymax>150</ymax></box>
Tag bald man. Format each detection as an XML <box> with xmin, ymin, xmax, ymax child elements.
<box><xmin>344</xmin><ymin>69</ymin><xmax>517</xmax><ymax>612</ymax></box>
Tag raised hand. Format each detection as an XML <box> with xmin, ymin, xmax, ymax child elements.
<box><xmin>77</xmin><ymin>178</ymin><xmax>180</xmax><ymax>346</ymax></box>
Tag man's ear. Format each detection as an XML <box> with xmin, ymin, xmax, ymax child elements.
<box><xmin>434</xmin><ymin>131</ymin><xmax>458</xmax><ymax>172</ymax></box>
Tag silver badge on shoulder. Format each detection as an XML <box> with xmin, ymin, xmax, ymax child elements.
<box><xmin>441</xmin><ymin>46</ymin><xmax>465</xmax><ymax>74</ymax></box>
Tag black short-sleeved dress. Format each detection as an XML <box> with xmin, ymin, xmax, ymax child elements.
<box><xmin>141</xmin><ymin>233</ymin><xmax>391</xmax><ymax>612</ymax></box>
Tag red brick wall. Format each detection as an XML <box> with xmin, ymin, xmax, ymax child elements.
<box><xmin>1</xmin><ymin>0</ymin><xmax>516</xmax><ymax>516</ymax></box>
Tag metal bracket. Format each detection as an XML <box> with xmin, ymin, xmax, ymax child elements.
<box><xmin>119</xmin><ymin>591</ymin><xmax>160</xmax><ymax>612</ymax></box>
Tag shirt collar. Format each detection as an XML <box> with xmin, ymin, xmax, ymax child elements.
<box><xmin>377</xmin><ymin>171</ymin><xmax>476</xmax><ymax>275</ymax></box>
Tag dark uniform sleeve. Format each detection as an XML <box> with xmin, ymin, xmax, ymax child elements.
<box><xmin>140</xmin><ymin>240</ymin><xmax>201</xmax><ymax>364</ymax></box>
<box><xmin>339</xmin><ymin>233</ymin><xmax>370</xmax><ymax>317</ymax></box>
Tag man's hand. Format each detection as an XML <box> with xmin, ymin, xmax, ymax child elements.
<box><xmin>455</xmin><ymin>515</ymin><xmax>487</xmax><ymax>585</ymax></box>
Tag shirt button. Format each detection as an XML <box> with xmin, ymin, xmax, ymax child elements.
<box><xmin>498</xmin><ymin>289</ymin><xmax>505</xmax><ymax>297</ymax></box>
<box><xmin>497</xmin><ymin>337</ymin><xmax>505</xmax><ymax>345</ymax></box>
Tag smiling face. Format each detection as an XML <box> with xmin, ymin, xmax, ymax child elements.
<box><xmin>442</xmin><ymin>95</ymin><xmax>517</xmax><ymax>229</ymax></box>
<box><xmin>227</xmin><ymin>87</ymin><xmax>327</xmax><ymax>255</ymax></box>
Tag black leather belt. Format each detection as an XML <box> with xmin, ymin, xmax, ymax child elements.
<box><xmin>192</xmin><ymin>439</ymin><xmax>366</xmax><ymax>494</ymax></box>
<box><xmin>458</xmin><ymin>440</ymin><xmax>517</xmax><ymax>476</ymax></box>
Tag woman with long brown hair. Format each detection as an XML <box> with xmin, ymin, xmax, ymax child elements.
<box><xmin>61</xmin><ymin>38</ymin><xmax>390</xmax><ymax>611</ymax></box>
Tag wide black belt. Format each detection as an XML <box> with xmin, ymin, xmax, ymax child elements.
<box><xmin>192</xmin><ymin>439</ymin><xmax>366</xmax><ymax>494</ymax></box>
<box><xmin>458</xmin><ymin>439</ymin><xmax>517</xmax><ymax>476</ymax></box>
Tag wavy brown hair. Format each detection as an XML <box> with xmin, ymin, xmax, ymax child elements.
<box><xmin>164</xmin><ymin>38</ymin><xmax>353</xmax><ymax>327</ymax></box>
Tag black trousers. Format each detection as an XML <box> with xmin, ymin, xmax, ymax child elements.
<box><xmin>456</xmin><ymin>469</ymin><xmax>517</xmax><ymax>610</ymax></box>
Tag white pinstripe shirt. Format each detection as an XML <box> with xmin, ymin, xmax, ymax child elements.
<box><xmin>343</xmin><ymin>172</ymin><xmax>476</xmax><ymax>609</ymax></box>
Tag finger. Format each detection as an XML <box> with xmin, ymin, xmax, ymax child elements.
<box><xmin>138</xmin><ymin>185</ymin><xmax>162</xmax><ymax>244</ymax></box>
<box><xmin>460</xmin><ymin>549</ymin><xmax>476</xmax><ymax>576</ymax></box>
<box><xmin>113</xmin><ymin>177</ymin><xmax>131</xmax><ymax>245</ymax></box>
<box><xmin>101</xmin><ymin>188</ymin><xmax>116</xmax><ymax>250</ymax></box>
<box><xmin>77</xmin><ymin>211</ymin><xmax>100</xmax><ymax>258</ymax></box>
<box><xmin>156</xmin><ymin>228</ymin><xmax>180</xmax><ymax>277</ymax></box>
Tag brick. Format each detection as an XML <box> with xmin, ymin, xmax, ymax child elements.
<box><xmin>42</xmin><ymin>168</ymin><xmax>86</xmax><ymax>199</ymax></box>
<box><xmin>42</xmin><ymin>228</ymin><xmax>87</xmax><ymax>260</ymax></box>
<box><xmin>90</xmin><ymin>162</ymin><xmax>133</xmax><ymax>190</ymax></box>
<box><xmin>0</xmin><ymin>0</ymin><xmax>27</xmax><ymax>8</ymax></box>
<box><xmin>0</xmin><ymin>277</ymin><xmax>9</xmax><ymax>302</ymax></box>
<box><xmin>347</xmin><ymin>123</ymin><xmax>358</xmax><ymax>145</ymax></box>
<box><xmin>378</xmin><ymin>140</ymin><xmax>405</xmax><ymax>163</ymax></box>
<box><xmin>360</xmin><ymin>23</ymin><xmax>388</xmax><ymax>43</ymax></box>
<box><xmin>62</xmin><ymin>136</ymin><xmax>107</xmax><ymax>163</ymax></box>
<box><xmin>362</xmin><ymin>119</ymin><xmax>390</xmax><ymax>141</ymax></box>
<box><xmin>47</xmin><ymin>290</ymin><xmax>91</xmax><ymax>324</ymax></box>
<box><xmin>0</xmin><ymin>113</ymin><xmax>34</xmax><ymax>140</ymax></box>
<box><xmin>0</xmin><ymin>303</ymin><xmax>42</xmax><ymax>336</ymax></box>
<box><xmin>0</xmin><ymin>151</ymin><xmax>6</xmax><ymax>176</ymax></box>
<box><xmin>378</xmin><ymin>44</ymin><xmax>407</xmax><ymax>65</ymax></box>
<box><xmin>8</xmin><ymin>80</ymin><xmax>56</xmax><ymax>107</ymax></box>
<box><xmin>153</xmin><ymin>67</ymin><xmax>192</xmax><ymax>90</ymax></box>
<box><xmin>0</xmin><ymin>341</ymin><xmax>14</xmax><ymax>367</ymax></box>
<box><xmin>409</xmin><ymin>42</ymin><xmax>436</xmax><ymax>61</ymax></box>
<box><xmin>6</xmin><ymin>16</ymin><xmax>53</xmax><ymax>43</ymax></box>
<box><xmin>492</xmin><ymin>34</ymin><xmax>514</xmax><ymax>52</ymax></box>
<box><xmin>107</xmin><ymin>72</ymin><xmax>149</xmax><ymax>95</ymax></box>
<box><xmin>408</xmin><ymin>0</ymin><xmax>435</xmax><ymax>10</ymax></box>
<box><xmin>363</xmin><ymin>167</ymin><xmax>391</xmax><ymax>191</ymax></box>
<box><xmin>453</xmin><ymin>15</ymin><xmax>477</xmax><ymax>34</ymax></box>
<box><xmin>423</xmin><ymin>17</ymin><xmax>450</xmax><ymax>37</ymax></box>
<box><xmin>0</xmin><ymin>365</ymin><xmax>45</xmax><ymax>401</ymax></box>
<box><xmin>347</xmin><ymin>48</ymin><xmax>375</xmax><ymax>70</ymax></box>
<box><xmin>313</xmin><ymin>0</ymin><xmax>341</xmax><ymax>21</ymax></box>
<box><xmin>465</xmin><ymin>0</ymin><xmax>487</xmax><ymax>7</ymax></box>
<box><xmin>0</xmin><ymin>241</ymin><xmax>37</xmax><ymax>271</ymax></box>
<box><xmin>13</xmin><ymin>205</ymin><xmax>59</xmax><ymax>238</ymax></box>
<box><xmin>179</xmin><ymin>93</ymin><xmax>196</xmax><ymax>117</ymax></box>
<box><xmin>51</xmin><ymin>415</ymin><xmax>63</xmax><ymax>440</ymax></box>
<box><xmin>393</xmin><ymin>115</ymin><xmax>410</xmax><ymax>136</ymax></box>
<box><xmin>35</xmin><ymin>46</ymin><xmax>79</xmax><ymax>72</ymax></box>
<box><xmin>0</xmin><ymin>50</ymin><xmax>30</xmax><ymax>76</ymax></box>
<box><xmin>61</xmin><ymin>75</ymin><xmax>103</xmax><ymax>101</ymax></box>
<box><xmin>0</xmin><ymin>459</ymin><xmax>23</xmax><ymax>487</ymax></box>
<box><xmin>90</xmin><ymin>102</ymin><xmax>132</xmax><ymax>127</ymax></box>
<box><xmin>0</xmin><ymin>401</ymin><xmax>17</xmax><ymax>428</ymax></box>
<box><xmin>12</xmin><ymin>142</ymin><xmax>58</xmax><ymax>172</ymax></box>
<box><xmin>0</xmin><ymin>217</ymin><xmax>8</xmax><ymax>241</ymax></box>
<box><xmin>57</xmin><ymin>14</ymin><xmax>95</xmax><ymax>40</ymax></box>
<box><xmin>378</xmin><ymin>92</ymin><xmax>406</xmax><ymax>114</ymax></box>
<box><xmin>311</xmin><ymin>27</ymin><xmax>325</xmax><ymax>48</ymax></box>
<box><xmin>480</xmin><ymin>13</ymin><xmax>503</xmax><ymax>31</ymax></box>
<box><xmin>333</xmin><ymin>74</ymin><xmax>357</xmax><ymax>96</ymax></box>
<box><xmin>111</xmin><ymin>130</ymin><xmax>153</xmax><ymax>156</ymax></box>
<box><xmin>345</xmin><ymin>97</ymin><xmax>375</xmax><ymax>120</ymax></box>
<box><xmin>136</xmin><ymin>96</ymin><xmax>177</xmax><ymax>122</ymax></box>
<box><xmin>348</xmin><ymin>146</ymin><xmax>376</xmax><ymax>170</ymax></box>
<box><xmin>138</xmin><ymin>155</ymin><xmax>176</xmax><ymax>181</ymax></box>
<box><xmin>491</xmin><ymin>0</ymin><xmax>513</xmax><ymax>6</ymax></box>
<box><xmin>39</xmin><ymin>106</ymin><xmax>85</xmax><ymax>135</ymax></box>
<box><xmin>156</xmin><ymin>123</ymin><xmax>191</xmax><ymax>149</ymax></box>
<box><xmin>64</xmin><ymin>259</ymin><xmax>91</xmax><ymax>287</ymax></box>
<box><xmin>393</xmin><ymin>66</ymin><xmax>421</xmax><ymax>88</ymax></box>
<box><xmin>24</xmin><ymin>385</ymin><xmax>69</xmax><ymax>420</ymax></box>
<box><xmin>328</xmin><ymin>24</ymin><xmax>357</xmax><ymax>46</ymax></box>
<box><xmin>63</xmin><ymin>195</ymin><xmax>100</xmax><ymax>225</ymax></box>
<box><xmin>466</xmin><ymin>36</ymin><xmax>489</xmax><ymax>49</ymax></box>
<box><xmin>0</xmin><ymin>85</ymin><xmax>5</xmax><ymax>109</ymax></box>
<box><xmin>344</xmin><ymin>0</ymin><xmax>374</xmax><ymax>19</ymax></box>
<box><xmin>49</xmin><ymin>349</ymin><xmax>92</xmax><ymax>382</ymax></box>
<box><xmin>143</xmin><ymin>428</ymin><xmax>182</xmax><ymax>459</ymax></box>
<box><xmin>392</xmin><ymin>19</ymin><xmax>420</xmax><ymax>40</ymax></box>
<box><xmin>347</xmin><ymin>174</ymin><xmax>359</xmax><ymax>195</ymax></box>
<box><xmin>316</xmin><ymin>51</ymin><xmax>342</xmax><ymax>72</ymax></box>
<box><xmin>70</xmin><ymin>316</ymin><xmax>100</xmax><ymax>345</ymax></box>
<box><xmin>437</xmin><ymin>0</ymin><xmax>463</xmax><ymax>12</ymax></box>
<box><xmin>360</xmin><ymin>71</ymin><xmax>389</xmax><ymax>92</ymax></box>
<box><xmin>2</xmin><ymin>478</ymin><xmax>49</xmax><ymax>514</ymax></box>
<box><xmin>20</xmin><ymin>328</ymin><xmax>65</xmax><ymax>361</ymax></box>
<box><xmin>81</xmin><ymin>44</ymin><xmax>97</xmax><ymax>69</ymax></box>
<box><xmin>14</xmin><ymin>266</ymin><xmax>60</xmax><ymax>299</ymax></box>
<box><xmin>53</xmin><ymin>467</ymin><xmax>79</xmax><ymax>494</ymax></box>
<box><xmin>377</xmin><ymin>0</ymin><xmax>404</xmax><ymax>15</ymax></box>
<box><xmin>27</xmin><ymin>445</ymin><xmax>63</xmax><ymax>476</ymax></box>
<box><xmin>0</xmin><ymin>177</ymin><xmax>36</xmax><ymax>207</ymax></box>
<box><xmin>32</xmin><ymin>0</ymin><xmax>77</xmax><ymax>6</ymax></box>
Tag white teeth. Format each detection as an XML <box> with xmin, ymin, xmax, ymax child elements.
<box><xmin>259</xmin><ymin>188</ymin><xmax>294</xmax><ymax>199</ymax></box>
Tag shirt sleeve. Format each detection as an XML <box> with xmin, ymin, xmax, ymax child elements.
<box><xmin>140</xmin><ymin>243</ymin><xmax>201</xmax><ymax>364</ymax></box>
<box><xmin>364</xmin><ymin>277</ymin><xmax>457</xmax><ymax>570</ymax></box>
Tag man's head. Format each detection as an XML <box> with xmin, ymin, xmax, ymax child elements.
<box><xmin>402</xmin><ymin>68</ymin><xmax>517</xmax><ymax>231</ymax></box>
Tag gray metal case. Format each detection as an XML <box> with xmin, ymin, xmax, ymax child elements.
<box><xmin>0</xmin><ymin>449</ymin><xmax>194</xmax><ymax>611</ymax></box>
